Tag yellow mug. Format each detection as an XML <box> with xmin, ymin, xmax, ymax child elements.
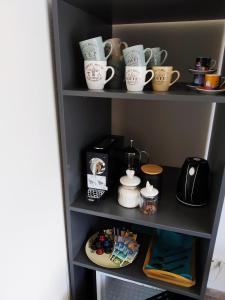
<box><xmin>204</xmin><ymin>74</ymin><xmax>225</xmax><ymax>90</ymax></box>
<box><xmin>152</xmin><ymin>66</ymin><xmax>180</xmax><ymax>92</ymax></box>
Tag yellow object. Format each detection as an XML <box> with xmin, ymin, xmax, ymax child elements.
<box><xmin>205</xmin><ymin>74</ymin><xmax>225</xmax><ymax>90</ymax></box>
<box><xmin>143</xmin><ymin>236</ymin><xmax>196</xmax><ymax>288</ymax></box>
<box><xmin>152</xmin><ymin>66</ymin><xmax>180</xmax><ymax>92</ymax></box>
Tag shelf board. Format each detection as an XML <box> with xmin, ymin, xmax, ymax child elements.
<box><xmin>70</xmin><ymin>167</ymin><xmax>212</xmax><ymax>239</ymax></box>
<box><xmin>73</xmin><ymin>234</ymin><xmax>201</xmax><ymax>299</ymax></box>
<box><xmin>63</xmin><ymin>86</ymin><xmax>225</xmax><ymax>103</ymax></box>
<box><xmin>64</xmin><ymin>0</ymin><xmax>225</xmax><ymax>24</ymax></box>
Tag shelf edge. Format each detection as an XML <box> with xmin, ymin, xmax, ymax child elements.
<box><xmin>69</xmin><ymin>206</ymin><xmax>212</xmax><ymax>239</ymax></box>
<box><xmin>62</xmin><ymin>89</ymin><xmax>225</xmax><ymax>103</ymax></box>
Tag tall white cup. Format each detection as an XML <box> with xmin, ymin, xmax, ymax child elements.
<box><xmin>126</xmin><ymin>66</ymin><xmax>154</xmax><ymax>92</ymax></box>
<box><xmin>84</xmin><ymin>61</ymin><xmax>115</xmax><ymax>90</ymax></box>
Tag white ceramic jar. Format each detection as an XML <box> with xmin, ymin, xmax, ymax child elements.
<box><xmin>118</xmin><ymin>169</ymin><xmax>141</xmax><ymax>208</ymax></box>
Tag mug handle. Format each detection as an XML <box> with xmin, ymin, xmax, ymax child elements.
<box><xmin>103</xmin><ymin>41</ymin><xmax>113</xmax><ymax>59</ymax></box>
<box><xmin>120</xmin><ymin>41</ymin><xmax>128</xmax><ymax>51</ymax></box>
<box><xmin>144</xmin><ymin>48</ymin><xmax>153</xmax><ymax>65</ymax></box>
<box><xmin>144</xmin><ymin>69</ymin><xmax>154</xmax><ymax>86</ymax></box>
<box><xmin>105</xmin><ymin>66</ymin><xmax>115</xmax><ymax>84</ymax></box>
<box><xmin>219</xmin><ymin>77</ymin><xmax>225</xmax><ymax>88</ymax></box>
<box><xmin>210</xmin><ymin>59</ymin><xmax>217</xmax><ymax>70</ymax></box>
<box><xmin>169</xmin><ymin>70</ymin><xmax>180</xmax><ymax>87</ymax></box>
<box><xmin>160</xmin><ymin>49</ymin><xmax>168</xmax><ymax>66</ymax></box>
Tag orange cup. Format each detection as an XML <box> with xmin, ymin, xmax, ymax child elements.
<box><xmin>204</xmin><ymin>74</ymin><xmax>225</xmax><ymax>90</ymax></box>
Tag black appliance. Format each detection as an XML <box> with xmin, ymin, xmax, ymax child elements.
<box><xmin>86</xmin><ymin>135</ymin><xmax>123</xmax><ymax>201</ymax></box>
<box><xmin>176</xmin><ymin>157</ymin><xmax>210</xmax><ymax>207</ymax></box>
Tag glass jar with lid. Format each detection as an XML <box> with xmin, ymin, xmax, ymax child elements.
<box><xmin>141</xmin><ymin>164</ymin><xmax>163</xmax><ymax>190</ymax></box>
<box><xmin>139</xmin><ymin>181</ymin><xmax>159</xmax><ymax>215</ymax></box>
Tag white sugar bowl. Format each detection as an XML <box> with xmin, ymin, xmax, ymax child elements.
<box><xmin>118</xmin><ymin>169</ymin><xmax>141</xmax><ymax>208</ymax></box>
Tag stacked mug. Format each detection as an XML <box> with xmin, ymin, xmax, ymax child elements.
<box><xmin>148</xmin><ymin>47</ymin><xmax>180</xmax><ymax>92</ymax></box>
<box><xmin>79</xmin><ymin>36</ymin><xmax>115</xmax><ymax>90</ymax></box>
<box><xmin>123</xmin><ymin>45</ymin><xmax>155</xmax><ymax>92</ymax></box>
<box><xmin>105</xmin><ymin>38</ymin><xmax>128</xmax><ymax>89</ymax></box>
<box><xmin>193</xmin><ymin>57</ymin><xmax>217</xmax><ymax>86</ymax></box>
<box><xmin>148</xmin><ymin>47</ymin><xmax>168</xmax><ymax>68</ymax></box>
<box><xmin>191</xmin><ymin>57</ymin><xmax>225</xmax><ymax>91</ymax></box>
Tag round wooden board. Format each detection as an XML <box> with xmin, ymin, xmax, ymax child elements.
<box><xmin>85</xmin><ymin>232</ymin><xmax>130</xmax><ymax>269</ymax></box>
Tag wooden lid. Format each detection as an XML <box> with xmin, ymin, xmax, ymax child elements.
<box><xmin>141</xmin><ymin>164</ymin><xmax>163</xmax><ymax>175</ymax></box>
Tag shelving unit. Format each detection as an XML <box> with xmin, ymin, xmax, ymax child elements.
<box><xmin>52</xmin><ymin>1</ymin><xmax>225</xmax><ymax>299</ymax></box>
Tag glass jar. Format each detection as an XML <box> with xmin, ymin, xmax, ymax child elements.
<box><xmin>139</xmin><ymin>181</ymin><xmax>159</xmax><ymax>215</ymax></box>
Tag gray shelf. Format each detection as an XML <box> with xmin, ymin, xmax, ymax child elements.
<box><xmin>64</xmin><ymin>0</ymin><xmax>225</xmax><ymax>24</ymax></box>
<box><xmin>73</xmin><ymin>234</ymin><xmax>201</xmax><ymax>299</ymax></box>
<box><xmin>63</xmin><ymin>87</ymin><xmax>225</xmax><ymax>103</ymax></box>
<box><xmin>70</xmin><ymin>167</ymin><xmax>212</xmax><ymax>239</ymax></box>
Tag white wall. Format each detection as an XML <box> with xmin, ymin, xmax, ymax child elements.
<box><xmin>0</xmin><ymin>1</ymin><xmax>69</xmax><ymax>300</ymax></box>
<box><xmin>208</xmin><ymin>204</ymin><xmax>225</xmax><ymax>291</ymax></box>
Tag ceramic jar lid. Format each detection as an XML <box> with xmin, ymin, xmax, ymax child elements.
<box><xmin>141</xmin><ymin>164</ymin><xmax>163</xmax><ymax>175</ymax></box>
<box><xmin>120</xmin><ymin>169</ymin><xmax>141</xmax><ymax>187</ymax></box>
<box><xmin>140</xmin><ymin>181</ymin><xmax>159</xmax><ymax>198</ymax></box>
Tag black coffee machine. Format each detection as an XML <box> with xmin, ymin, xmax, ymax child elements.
<box><xmin>176</xmin><ymin>157</ymin><xmax>210</xmax><ymax>207</ymax></box>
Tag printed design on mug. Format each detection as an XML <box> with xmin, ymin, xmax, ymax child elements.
<box><xmin>85</xmin><ymin>63</ymin><xmax>103</xmax><ymax>81</ymax></box>
<box><xmin>205</xmin><ymin>80</ymin><xmax>213</xmax><ymax>88</ymax></box>
<box><xmin>205</xmin><ymin>78</ymin><xmax>219</xmax><ymax>89</ymax></box>
<box><xmin>126</xmin><ymin>70</ymin><xmax>141</xmax><ymax>85</ymax></box>
<box><xmin>81</xmin><ymin>43</ymin><xmax>97</xmax><ymax>60</ymax></box>
<box><xmin>125</xmin><ymin>50</ymin><xmax>140</xmax><ymax>66</ymax></box>
<box><xmin>154</xmin><ymin>69</ymin><xmax>169</xmax><ymax>83</ymax></box>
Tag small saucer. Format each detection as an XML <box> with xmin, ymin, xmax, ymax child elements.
<box><xmin>188</xmin><ymin>68</ymin><xmax>217</xmax><ymax>75</ymax></box>
<box><xmin>186</xmin><ymin>84</ymin><xmax>199</xmax><ymax>90</ymax></box>
<box><xmin>196</xmin><ymin>87</ymin><xmax>225</xmax><ymax>94</ymax></box>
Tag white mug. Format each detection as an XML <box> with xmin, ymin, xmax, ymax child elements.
<box><xmin>84</xmin><ymin>61</ymin><xmax>115</xmax><ymax>90</ymax></box>
<box><xmin>125</xmin><ymin>66</ymin><xmax>154</xmax><ymax>92</ymax></box>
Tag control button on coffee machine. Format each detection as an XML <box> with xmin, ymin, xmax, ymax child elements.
<box><xmin>176</xmin><ymin>157</ymin><xmax>210</xmax><ymax>206</ymax></box>
<box><xmin>189</xmin><ymin>167</ymin><xmax>195</xmax><ymax>176</ymax></box>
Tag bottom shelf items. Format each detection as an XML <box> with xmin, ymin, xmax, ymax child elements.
<box><xmin>96</xmin><ymin>271</ymin><xmax>163</xmax><ymax>300</ymax></box>
<box><xmin>72</xmin><ymin>220</ymin><xmax>203</xmax><ymax>299</ymax></box>
<box><xmin>96</xmin><ymin>271</ymin><xmax>195</xmax><ymax>300</ymax></box>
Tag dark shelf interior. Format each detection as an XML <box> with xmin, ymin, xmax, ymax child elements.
<box><xmin>70</xmin><ymin>167</ymin><xmax>212</xmax><ymax>239</ymax></box>
<box><xmin>64</xmin><ymin>0</ymin><xmax>225</xmax><ymax>24</ymax></box>
<box><xmin>73</xmin><ymin>229</ymin><xmax>202</xmax><ymax>299</ymax></box>
<box><xmin>63</xmin><ymin>85</ymin><xmax>225</xmax><ymax>103</ymax></box>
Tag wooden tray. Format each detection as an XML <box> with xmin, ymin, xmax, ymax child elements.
<box><xmin>143</xmin><ymin>235</ymin><xmax>196</xmax><ymax>288</ymax></box>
